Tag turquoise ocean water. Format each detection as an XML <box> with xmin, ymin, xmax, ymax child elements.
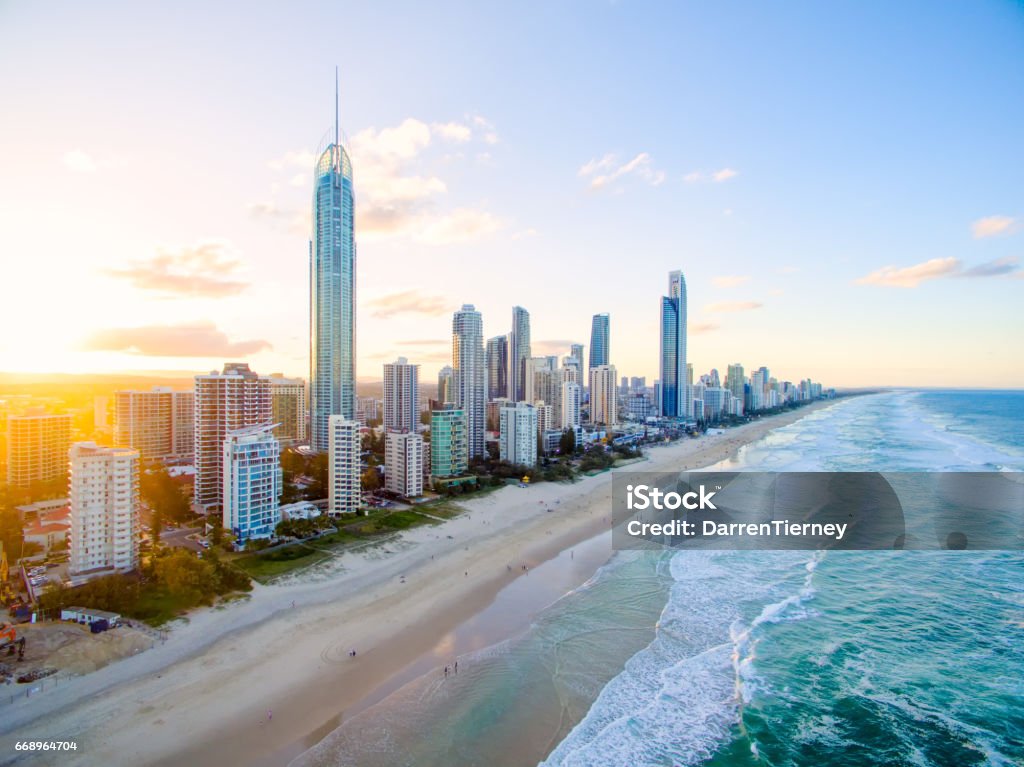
<box><xmin>295</xmin><ymin>391</ymin><xmax>1024</xmax><ymax>767</ymax></box>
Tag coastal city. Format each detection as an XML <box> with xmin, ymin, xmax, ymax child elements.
<box><xmin>0</xmin><ymin>83</ymin><xmax>830</xmax><ymax>714</ymax></box>
<box><xmin>2</xmin><ymin>3</ymin><xmax>1020</xmax><ymax>766</ymax></box>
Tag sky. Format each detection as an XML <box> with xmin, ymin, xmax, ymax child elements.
<box><xmin>1</xmin><ymin>0</ymin><xmax>1022</xmax><ymax>388</ymax></box>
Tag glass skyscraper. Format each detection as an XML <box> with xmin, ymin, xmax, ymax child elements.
<box><xmin>659</xmin><ymin>270</ymin><xmax>688</xmax><ymax>418</ymax></box>
<box><xmin>509</xmin><ymin>306</ymin><xmax>531</xmax><ymax>402</ymax></box>
<box><xmin>589</xmin><ymin>313</ymin><xmax>610</xmax><ymax>373</ymax></box>
<box><xmin>452</xmin><ymin>304</ymin><xmax>486</xmax><ymax>459</ymax></box>
<box><xmin>310</xmin><ymin>75</ymin><xmax>356</xmax><ymax>451</ymax></box>
<box><xmin>486</xmin><ymin>335</ymin><xmax>508</xmax><ymax>400</ymax></box>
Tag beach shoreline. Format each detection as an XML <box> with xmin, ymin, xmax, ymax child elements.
<box><xmin>0</xmin><ymin>398</ymin><xmax>845</xmax><ymax>767</ymax></box>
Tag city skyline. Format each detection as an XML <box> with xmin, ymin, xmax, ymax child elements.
<box><xmin>1</xmin><ymin>3</ymin><xmax>1023</xmax><ymax>388</ymax></box>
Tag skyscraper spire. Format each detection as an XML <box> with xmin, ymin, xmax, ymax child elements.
<box><xmin>310</xmin><ymin>67</ymin><xmax>356</xmax><ymax>451</ymax></box>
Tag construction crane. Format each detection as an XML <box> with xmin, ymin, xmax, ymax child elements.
<box><xmin>0</xmin><ymin>622</ymin><xmax>26</xmax><ymax>661</ymax></box>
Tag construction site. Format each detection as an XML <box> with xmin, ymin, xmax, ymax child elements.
<box><xmin>1</xmin><ymin>543</ymin><xmax>155</xmax><ymax>690</ymax></box>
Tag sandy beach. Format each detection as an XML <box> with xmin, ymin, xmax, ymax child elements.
<box><xmin>0</xmin><ymin>400</ymin><xmax>839</xmax><ymax>767</ymax></box>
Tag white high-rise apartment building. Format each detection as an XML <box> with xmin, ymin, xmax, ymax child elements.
<box><xmin>561</xmin><ymin>381</ymin><xmax>581</xmax><ymax>429</ymax></box>
<box><xmin>223</xmin><ymin>425</ymin><xmax>282</xmax><ymax>544</ymax></box>
<box><xmin>194</xmin><ymin>363</ymin><xmax>272</xmax><ymax>513</ymax></box>
<box><xmin>533</xmin><ymin>401</ymin><xmax>554</xmax><ymax>435</ymax></box>
<box><xmin>750</xmin><ymin>368</ymin><xmax>766</xmax><ymax>412</ymax></box>
<box><xmin>525</xmin><ymin>357</ymin><xmax>561</xmax><ymax>416</ymax></box>
<box><xmin>383</xmin><ymin>357</ymin><xmax>420</xmax><ymax>433</ymax></box>
<box><xmin>269</xmin><ymin>377</ymin><xmax>307</xmax><ymax>444</ymax></box>
<box><xmin>452</xmin><ymin>305</ymin><xmax>486</xmax><ymax>459</ymax></box>
<box><xmin>589</xmin><ymin>365</ymin><xmax>618</xmax><ymax>426</ymax></box>
<box><xmin>328</xmin><ymin>416</ymin><xmax>361</xmax><ymax>515</ymax></box>
<box><xmin>499</xmin><ymin>402</ymin><xmax>538</xmax><ymax>466</ymax></box>
<box><xmin>69</xmin><ymin>442</ymin><xmax>140</xmax><ymax>575</ymax></box>
<box><xmin>114</xmin><ymin>388</ymin><xmax>194</xmax><ymax>461</ymax></box>
<box><xmin>385</xmin><ymin>431</ymin><xmax>424</xmax><ymax>498</ymax></box>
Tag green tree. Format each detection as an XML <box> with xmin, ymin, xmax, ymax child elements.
<box><xmin>559</xmin><ymin>428</ymin><xmax>576</xmax><ymax>455</ymax></box>
<box><xmin>209</xmin><ymin>518</ymin><xmax>224</xmax><ymax>546</ymax></box>
<box><xmin>141</xmin><ymin>465</ymin><xmax>191</xmax><ymax>524</ymax></box>
<box><xmin>154</xmin><ymin>549</ymin><xmax>219</xmax><ymax>605</ymax></box>
<box><xmin>150</xmin><ymin>506</ymin><xmax>163</xmax><ymax>547</ymax></box>
<box><xmin>305</xmin><ymin>453</ymin><xmax>330</xmax><ymax>500</ymax></box>
<box><xmin>361</xmin><ymin>467</ymin><xmax>382</xmax><ymax>492</ymax></box>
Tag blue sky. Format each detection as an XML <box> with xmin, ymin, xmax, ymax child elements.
<box><xmin>1</xmin><ymin>0</ymin><xmax>1022</xmax><ymax>387</ymax></box>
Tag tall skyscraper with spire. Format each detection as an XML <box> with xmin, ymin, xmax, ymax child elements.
<box><xmin>452</xmin><ymin>305</ymin><xmax>486</xmax><ymax>459</ymax></box>
<box><xmin>310</xmin><ymin>69</ymin><xmax>356</xmax><ymax>451</ymax></box>
<box><xmin>659</xmin><ymin>270</ymin><xmax>688</xmax><ymax>418</ymax></box>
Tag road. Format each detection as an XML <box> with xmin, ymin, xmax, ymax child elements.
<box><xmin>160</xmin><ymin>526</ymin><xmax>203</xmax><ymax>552</ymax></box>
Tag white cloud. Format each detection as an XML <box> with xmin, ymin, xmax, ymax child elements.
<box><xmin>471</xmin><ymin>115</ymin><xmax>499</xmax><ymax>144</ymax></box>
<box><xmin>64</xmin><ymin>149</ymin><xmax>98</xmax><ymax>173</ymax></box>
<box><xmin>855</xmin><ymin>257</ymin><xmax>960</xmax><ymax>288</ymax></box>
<box><xmin>579</xmin><ymin>152</ymin><xmax>665</xmax><ymax>190</ymax></box>
<box><xmin>264</xmin><ymin>116</ymin><xmax>502</xmax><ymax>244</ymax></box>
<box><xmin>971</xmin><ymin>215</ymin><xmax>1016</xmax><ymax>239</ymax></box>
<box><xmin>856</xmin><ymin>256</ymin><xmax>1021</xmax><ymax>288</ymax></box>
<box><xmin>104</xmin><ymin>240</ymin><xmax>249</xmax><ymax>298</ymax></box>
<box><xmin>432</xmin><ymin>121</ymin><xmax>472</xmax><ymax>142</ymax></box>
<box><xmin>684</xmin><ymin>168</ymin><xmax>739</xmax><ymax>183</ymax></box>
<box><xmin>690</xmin><ymin>322</ymin><xmax>719</xmax><ymax>334</ymax></box>
<box><xmin>267</xmin><ymin>149</ymin><xmax>316</xmax><ymax>171</ymax></box>
<box><xmin>417</xmin><ymin>208</ymin><xmax>504</xmax><ymax>245</ymax></box>
<box><xmin>84</xmin><ymin>321</ymin><xmax>270</xmax><ymax>357</ymax></box>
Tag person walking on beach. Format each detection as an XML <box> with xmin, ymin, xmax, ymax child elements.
<box><xmin>454</xmin><ymin>661</ymin><xmax>458</xmax><ymax>674</ymax></box>
<box><xmin>267</xmin><ymin>709</ymin><xmax>273</xmax><ymax>721</ymax></box>
<box><xmin>444</xmin><ymin>665</ymin><xmax>449</xmax><ymax>677</ymax></box>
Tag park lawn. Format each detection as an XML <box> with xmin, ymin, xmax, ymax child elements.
<box><xmin>233</xmin><ymin>544</ymin><xmax>331</xmax><ymax>581</ymax></box>
<box><xmin>421</xmin><ymin>502</ymin><xmax>466</xmax><ymax>519</ymax></box>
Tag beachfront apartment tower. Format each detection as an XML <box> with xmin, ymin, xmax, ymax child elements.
<box><xmin>383</xmin><ymin>358</ymin><xmax>419</xmax><ymax>433</ymax></box>
<box><xmin>69</xmin><ymin>442</ymin><xmax>140</xmax><ymax>575</ymax></box>
<box><xmin>194</xmin><ymin>364</ymin><xmax>273</xmax><ymax>514</ymax></box>
<box><xmin>589</xmin><ymin>364</ymin><xmax>619</xmax><ymax>426</ymax></box>
<box><xmin>113</xmin><ymin>388</ymin><xmax>194</xmax><ymax>462</ymax></box>
<box><xmin>509</xmin><ymin>306</ymin><xmax>531</xmax><ymax>402</ymax></box>
<box><xmin>570</xmin><ymin>343</ymin><xmax>584</xmax><ymax>371</ymax></box>
<box><xmin>223</xmin><ymin>425</ymin><xmax>282</xmax><ymax>544</ymax></box>
<box><xmin>499</xmin><ymin>401</ymin><xmax>538</xmax><ymax>467</ymax></box>
<box><xmin>430</xmin><ymin>405</ymin><xmax>468</xmax><ymax>479</ymax></box>
<box><xmin>452</xmin><ymin>305</ymin><xmax>486</xmax><ymax>459</ymax></box>
<box><xmin>269</xmin><ymin>377</ymin><xmax>307</xmax><ymax>444</ymax></box>
<box><xmin>589</xmin><ymin>314</ymin><xmax>610</xmax><ymax>374</ymax></box>
<box><xmin>437</xmin><ymin>366</ymin><xmax>454</xmax><ymax>404</ymax></box>
<box><xmin>659</xmin><ymin>270</ymin><xmax>688</xmax><ymax>419</ymax></box>
<box><xmin>726</xmin><ymin>364</ymin><xmax>746</xmax><ymax>412</ymax></box>
<box><xmin>310</xmin><ymin>73</ymin><xmax>356</xmax><ymax>452</ymax></box>
<box><xmin>5</xmin><ymin>412</ymin><xmax>72</xmax><ymax>489</ymax></box>
<box><xmin>328</xmin><ymin>416</ymin><xmax>361</xmax><ymax>515</ymax></box>
<box><xmin>385</xmin><ymin>430</ymin><xmax>424</xmax><ymax>498</ymax></box>
<box><xmin>485</xmin><ymin>335</ymin><xmax>508</xmax><ymax>401</ymax></box>
<box><xmin>561</xmin><ymin>381</ymin><xmax>582</xmax><ymax>429</ymax></box>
